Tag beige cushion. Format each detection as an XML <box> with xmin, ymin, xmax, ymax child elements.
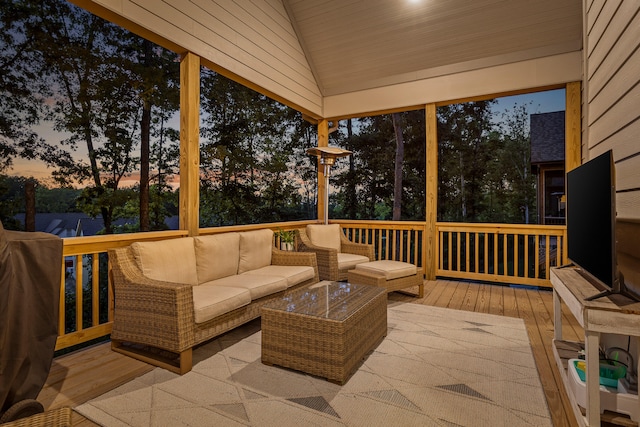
<box><xmin>210</xmin><ymin>274</ymin><xmax>287</xmax><ymax>300</ymax></box>
<box><xmin>238</xmin><ymin>229</ymin><xmax>273</xmax><ymax>274</ymax></box>
<box><xmin>194</xmin><ymin>233</ymin><xmax>240</xmax><ymax>283</ymax></box>
<box><xmin>306</xmin><ymin>224</ymin><xmax>341</xmax><ymax>252</ymax></box>
<box><xmin>337</xmin><ymin>252</ymin><xmax>370</xmax><ymax>271</ymax></box>
<box><xmin>248</xmin><ymin>265</ymin><xmax>315</xmax><ymax>288</ymax></box>
<box><xmin>131</xmin><ymin>237</ymin><xmax>198</xmax><ymax>285</ymax></box>
<box><xmin>354</xmin><ymin>260</ymin><xmax>417</xmax><ymax>280</ymax></box>
<box><xmin>192</xmin><ymin>284</ymin><xmax>251</xmax><ymax>323</ymax></box>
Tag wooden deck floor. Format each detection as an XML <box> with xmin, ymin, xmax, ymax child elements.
<box><xmin>39</xmin><ymin>279</ymin><xmax>587</xmax><ymax>426</ymax></box>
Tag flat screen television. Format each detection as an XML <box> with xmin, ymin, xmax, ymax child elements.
<box><xmin>566</xmin><ymin>150</ymin><xmax>628</xmax><ymax>301</ymax></box>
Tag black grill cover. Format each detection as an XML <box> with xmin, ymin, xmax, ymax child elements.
<box><xmin>0</xmin><ymin>221</ymin><xmax>62</xmax><ymax>415</ymax></box>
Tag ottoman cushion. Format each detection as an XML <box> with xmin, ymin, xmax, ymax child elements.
<box><xmin>354</xmin><ymin>260</ymin><xmax>417</xmax><ymax>280</ymax></box>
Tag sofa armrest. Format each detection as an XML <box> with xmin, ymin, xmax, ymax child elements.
<box><xmin>271</xmin><ymin>247</ymin><xmax>319</xmax><ymax>282</ymax></box>
<box><xmin>108</xmin><ymin>247</ymin><xmax>195</xmax><ymax>352</ymax></box>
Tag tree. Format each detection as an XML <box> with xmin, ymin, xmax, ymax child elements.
<box><xmin>437</xmin><ymin>101</ymin><xmax>495</xmax><ymax>222</ymax></box>
<box><xmin>392</xmin><ymin>113</ymin><xmax>404</xmax><ymax>221</ymax></box>
<box><xmin>199</xmin><ymin>69</ymin><xmax>307</xmax><ymax>225</ymax></box>
<box><xmin>12</xmin><ymin>1</ymin><xmax>180</xmax><ymax>233</ymax></box>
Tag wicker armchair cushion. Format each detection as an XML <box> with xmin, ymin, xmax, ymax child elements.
<box><xmin>192</xmin><ymin>284</ymin><xmax>251</xmax><ymax>323</ymax></box>
<box><xmin>306</xmin><ymin>224</ymin><xmax>341</xmax><ymax>252</ymax></box>
<box><xmin>337</xmin><ymin>252</ymin><xmax>370</xmax><ymax>270</ymax></box>
<box><xmin>238</xmin><ymin>229</ymin><xmax>273</xmax><ymax>274</ymax></box>
<box><xmin>131</xmin><ymin>237</ymin><xmax>198</xmax><ymax>285</ymax></box>
<box><xmin>354</xmin><ymin>260</ymin><xmax>417</xmax><ymax>279</ymax></box>
<box><xmin>195</xmin><ymin>233</ymin><xmax>240</xmax><ymax>283</ymax></box>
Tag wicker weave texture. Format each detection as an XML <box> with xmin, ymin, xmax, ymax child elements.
<box><xmin>296</xmin><ymin>227</ymin><xmax>374</xmax><ymax>281</ymax></box>
<box><xmin>0</xmin><ymin>407</ymin><xmax>72</xmax><ymax>427</ymax></box>
<box><xmin>261</xmin><ymin>283</ymin><xmax>387</xmax><ymax>384</ymax></box>
<box><xmin>108</xmin><ymin>237</ymin><xmax>319</xmax><ymax>372</ymax></box>
<box><xmin>347</xmin><ymin>269</ymin><xmax>425</xmax><ymax>298</ymax></box>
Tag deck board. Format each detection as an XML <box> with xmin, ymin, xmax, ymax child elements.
<box><xmin>39</xmin><ymin>279</ymin><xmax>585</xmax><ymax>427</ymax></box>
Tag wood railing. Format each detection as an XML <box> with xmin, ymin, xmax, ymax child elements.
<box><xmin>337</xmin><ymin>220</ymin><xmax>427</xmax><ymax>272</ymax></box>
<box><xmin>56</xmin><ymin>219</ymin><xmax>565</xmax><ymax>352</ymax></box>
<box><xmin>435</xmin><ymin>222</ymin><xmax>567</xmax><ymax>288</ymax></box>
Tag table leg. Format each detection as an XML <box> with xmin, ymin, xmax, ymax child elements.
<box><xmin>553</xmin><ymin>289</ymin><xmax>562</xmax><ymax>341</ymax></box>
<box><xmin>585</xmin><ymin>330</ymin><xmax>601</xmax><ymax>427</ymax></box>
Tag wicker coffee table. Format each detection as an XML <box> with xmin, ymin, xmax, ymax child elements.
<box><xmin>261</xmin><ymin>281</ymin><xmax>387</xmax><ymax>384</ymax></box>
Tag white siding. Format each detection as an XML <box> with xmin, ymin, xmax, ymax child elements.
<box><xmin>585</xmin><ymin>0</ymin><xmax>640</xmax><ymax>220</ymax></box>
<box><xmin>324</xmin><ymin>52</ymin><xmax>582</xmax><ymax>119</ymax></box>
<box><xmin>90</xmin><ymin>0</ymin><xmax>323</xmax><ymax>115</ymax></box>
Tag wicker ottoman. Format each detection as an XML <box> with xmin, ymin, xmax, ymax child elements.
<box><xmin>261</xmin><ymin>281</ymin><xmax>387</xmax><ymax>384</ymax></box>
<box><xmin>347</xmin><ymin>260</ymin><xmax>424</xmax><ymax>298</ymax></box>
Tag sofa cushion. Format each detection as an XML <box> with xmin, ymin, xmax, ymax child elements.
<box><xmin>194</xmin><ymin>233</ymin><xmax>240</xmax><ymax>283</ymax></box>
<box><xmin>192</xmin><ymin>285</ymin><xmax>251</xmax><ymax>324</ymax></box>
<box><xmin>306</xmin><ymin>224</ymin><xmax>341</xmax><ymax>252</ymax></box>
<box><xmin>208</xmin><ymin>274</ymin><xmax>287</xmax><ymax>300</ymax></box>
<box><xmin>131</xmin><ymin>237</ymin><xmax>198</xmax><ymax>285</ymax></box>
<box><xmin>238</xmin><ymin>229</ymin><xmax>273</xmax><ymax>274</ymax></box>
<box><xmin>247</xmin><ymin>265</ymin><xmax>315</xmax><ymax>288</ymax></box>
<box><xmin>354</xmin><ymin>260</ymin><xmax>417</xmax><ymax>280</ymax></box>
<box><xmin>337</xmin><ymin>252</ymin><xmax>370</xmax><ymax>271</ymax></box>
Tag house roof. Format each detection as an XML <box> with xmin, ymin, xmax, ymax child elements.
<box><xmin>283</xmin><ymin>0</ymin><xmax>583</xmax><ymax>97</ymax></box>
<box><xmin>530</xmin><ymin>111</ymin><xmax>565</xmax><ymax>165</ymax></box>
<box><xmin>13</xmin><ymin>213</ymin><xmax>179</xmax><ymax>237</ymax></box>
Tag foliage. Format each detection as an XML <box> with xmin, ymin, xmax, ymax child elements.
<box><xmin>199</xmin><ymin>69</ymin><xmax>314</xmax><ymax>226</ymax></box>
<box><xmin>331</xmin><ymin>109</ymin><xmax>426</xmax><ymax>221</ymax></box>
<box><xmin>2</xmin><ymin>0</ymin><xmax>180</xmax><ymax>233</ymax></box>
<box><xmin>276</xmin><ymin>228</ymin><xmax>295</xmax><ymax>244</ymax></box>
<box><xmin>437</xmin><ymin>101</ymin><xmax>538</xmax><ymax>224</ymax></box>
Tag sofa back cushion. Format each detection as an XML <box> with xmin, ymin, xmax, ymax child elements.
<box><xmin>194</xmin><ymin>233</ymin><xmax>240</xmax><ymax>283</ymax></box>
<box><xmin>306</xmin><ymin>224</ymin><xmax>341</xmax><ymax>252</ymax></box>
<box><xmin>131</xmin><ymin>237</ymin><xmax>198</xmax><ymax>285</ymax></box>
<box><xmin>238</xmin><ymin>229</ymin><xmax>273</xmax><ymax>274</ymax></box>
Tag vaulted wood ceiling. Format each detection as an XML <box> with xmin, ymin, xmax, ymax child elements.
<box><xmin>282</xmin><ymin>0</ymin><xmax>582</xmax><ymax>97</ymax></box>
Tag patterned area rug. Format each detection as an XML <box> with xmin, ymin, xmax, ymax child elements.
<box><xmin>76</xmin><ymin>303</ymin><xmax>551</xmax><ymax>426</ymax></box>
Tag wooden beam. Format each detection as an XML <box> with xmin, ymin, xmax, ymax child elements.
<box><xmin>179</xmin><ymin>52</ymin><xmax>200</xmax><ymax>236</ymax></box>
<box><xmin>317</xmin><ymin>119</ymin><xmax>329</xmax><ymax>222</ymax></box>
<box><xmin>425</xmin><ymin>103</ymin><xmax>438</xmax><ymax>280</ymax></box>
<box><xmin>565</xmin><ymin>81</ymin><xmax>581</xmax><ymax>172</ymax></box>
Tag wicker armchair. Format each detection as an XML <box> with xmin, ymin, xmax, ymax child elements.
<box><xmin>297</xmin><ymin>224</ymin><xmax>374</xmax><ymax>281</ymax></box>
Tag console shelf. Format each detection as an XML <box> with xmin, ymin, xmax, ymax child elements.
<box><xmin>551</xmin><ymin>267</ymin><xmax>640</xmax><ymax>427</ymax></box>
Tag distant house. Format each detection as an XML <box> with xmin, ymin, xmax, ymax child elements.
<box><xmin>13</xmin><ymin>212</ymin><xmax>178</xmax><ymax>292</ymax></box>
<box><xmin>530</xmin><ymin>111</ymin><xmax>566</xmax><ymax>225</ymax></box>
<box><xmin>13</xmin><ymin>213</ymin><xmax>179</xmax><ymax>237</ymax></box>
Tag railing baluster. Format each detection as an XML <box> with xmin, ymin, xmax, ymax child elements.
<box><xmin>92</xmin><ymin>253</ymin><xmax>99</xmax><ymax>326</ymax></box>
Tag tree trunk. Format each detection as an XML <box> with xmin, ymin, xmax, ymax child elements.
<box><xmin>346</xmin><ymin>119</ymin><xmax>357</xmax><ymax>219</ymax></box>
<box><xmin>139</xmin><ymin>39</ymin><xmax>152</xmax><ymax>232</ymax></box>
<box><xmin>25</xmin><ymin>180</ymin><xmax>35</xmax><ymax>232</ymax></box>
<box><xmin>392</xmin><ymin>113</ymin><xmax>404</xmax><ymax>221</ymax></box>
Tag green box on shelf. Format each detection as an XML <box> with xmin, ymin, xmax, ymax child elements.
<box><xmin>572</xmin><ymin>359</ymin><xmax>627</xmax><ymax>388</ymax></box>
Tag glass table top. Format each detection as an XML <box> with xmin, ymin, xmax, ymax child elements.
<box><xmin>263</xmin><ymin>281</ymin><xmax>386</xmax><ymax>321</ymax></box>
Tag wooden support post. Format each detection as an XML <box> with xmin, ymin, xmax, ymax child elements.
<box><xmin>565</xmin><ymin>81</ymin><xmax>581</xmax><ymax>263</ymax></box>
<box><xmin>565</xmin><ymin>81</ymin><xmax>582</xmax><ymax>173</ymax></box>
<box><xmin>317</xmin><ymin>119</ymin><xmax>329</xmax><ymax>223</ymax></box>
<box><xmin>179</xmin><ymin>52</ymin><xmax>200</xmax><ymax>236</ymax></box>
<box><xmin>425</xmin><ymin>104</ymin><xmax>438</xmax><ymax>280</ymax></box>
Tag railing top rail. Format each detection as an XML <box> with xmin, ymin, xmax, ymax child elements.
<box><xmin>333</xmin><ymin>219</ymin><xmax>426</xmax><ymax>229</ymax></box>
<box><xmin>436</xmin><ymin>222</ymin><xmax>566</xmax><ymax>233</ymax></box>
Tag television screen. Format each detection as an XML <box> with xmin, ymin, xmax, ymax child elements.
<box><xmin>566</xmin><ymin>150</ymin><xmax>617</xmax><ymax>295</ymax></box>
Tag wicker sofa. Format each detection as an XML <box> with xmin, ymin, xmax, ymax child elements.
<box><xmin>108</xmin><ymin>229</ymin><xmax>318</xmax><ymax>374</ymax></box>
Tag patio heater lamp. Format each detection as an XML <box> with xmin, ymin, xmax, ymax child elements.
<box><xmin>307</xmin><ymin>146</ymin><xmax>352</xmax><ymax>224</ymax></box>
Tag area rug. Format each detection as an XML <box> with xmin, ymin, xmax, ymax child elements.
<box><xmin>75</xmin><ymin>303</ymin><xmax>551</xmax><ymax>426</ymax></box>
